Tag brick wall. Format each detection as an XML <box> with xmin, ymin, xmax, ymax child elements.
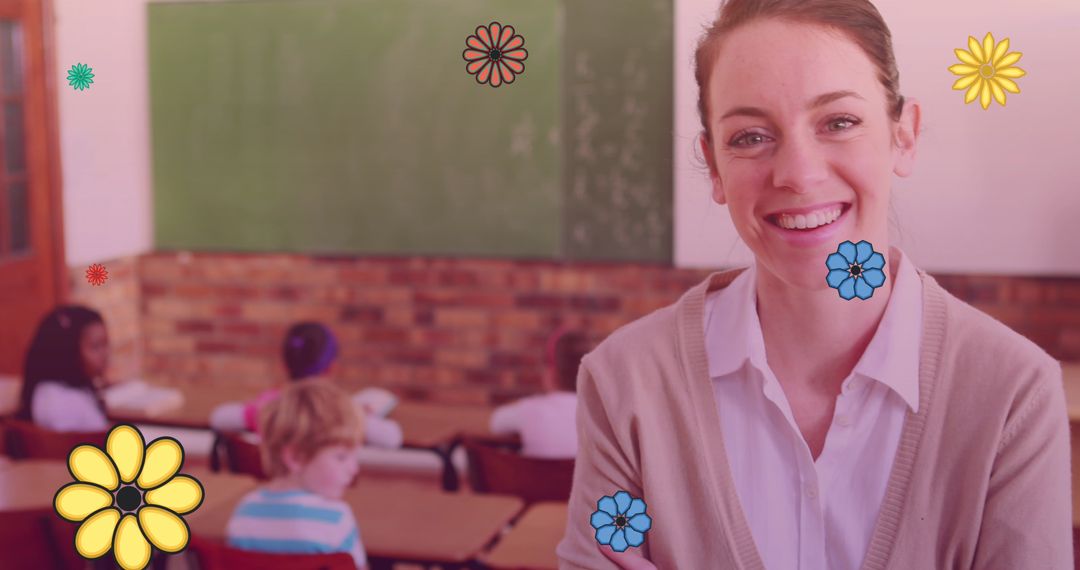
<box><xmin>68</xmin><ymin>256</ymin><xmax>142</xmax><ymax>382</ymax></box>
<box><xmin>69</xmin><ymin>252</ymin><xmax>1080</xmax><ymax>406</ymax></box>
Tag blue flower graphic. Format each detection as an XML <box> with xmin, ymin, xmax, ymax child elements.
<box><xmin>590</xmin><ymin>490</ymin><xmax>652</xmax><ymax>552</ymax></box>
<box><xmin>826</xmin><ymin>240</ymin><xmax>886</xmax><ymax>300</ymax></box>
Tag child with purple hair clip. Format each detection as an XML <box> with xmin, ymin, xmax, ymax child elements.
<box><xmin>211</xmin><ymin>322</ymin><xmax>403</xmax><ymax>449</ymax></box>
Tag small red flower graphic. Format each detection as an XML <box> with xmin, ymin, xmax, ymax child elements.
<box><xmin>463</xmin><ymin>21</ymin><xmax>528</xmax><ymax>87</ymax></box>
<box><xmin>86</xmin><ymin>264</ymin><xmax>108</xmax><ymax>286</ymax></box>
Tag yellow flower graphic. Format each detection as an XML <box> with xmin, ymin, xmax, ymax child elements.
<box><xmin>948</xmin><ymin>32</ymin><xmax>1025</xmax><ymax>109</ymax></box>
<box><xmin>53</xmin><ymin>424</ymin><xmax>204</xmax><ymax>570</ymax></box>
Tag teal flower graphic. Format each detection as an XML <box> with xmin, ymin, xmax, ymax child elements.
<box><xmin>826</xmin><ymin>240</ymin><xmax>886</xmax><ymax>300</ymax></box>
<box><xmin>67</xmin><ymin>63</ymin><xmax>94</xmax><ymax>91</ymax></box>
<box><xmin>590</xmin><ymin>490</ymin><xmax>652</xmax><ymax>552</ymax></box>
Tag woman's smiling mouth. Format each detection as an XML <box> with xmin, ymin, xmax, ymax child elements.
<box><xmin>763</xmin><ymin>201</ymin><xmax>853</xmax><ymax>247</ymax></box>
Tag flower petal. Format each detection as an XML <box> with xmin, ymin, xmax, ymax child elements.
<box><xmin>502</xmin><ymin>35</ymin><xmax>524</xmax><ymax>51</ymax></box>
<box><xmin>827</xmin><ymin>269</ymin><xmax>849</xmax><ymax>288</ymax></box>
<box><xmin>476</xmin><ymin>60</ymin><xmax>493</xmax><ymax>85</ymax></box>
<box><xmin>137</xmin><ymin>438</ymin><xmax>183</xmax><ymax>490</ymax></box>
<box><xmin>502</xmin><ymin>48</ymin><xmax>528</xmax><ymax>62</ymax></box>
<box><xmin>996</xmin><ymin>52</ymin><xmax>1021</xmax><ymax>68</ymax></box>
<box><xmin>967</xmin><ymin>36</ymin><xmax>985</xmax><ymax>62</ymax></box>
<box><xmin>837</xmin><ymin>241</ymin><xmax>856</xmax><ymax>264</ymax></box>
<box><xmin>55</xmin><ymin>483</ymin><xmax>114</xmax><ymax>522</ymax></box>
<box><xmin>826</xmin><ymin>253</ymin><xmax>848</xmax><ymax>271</ymax></box>
<box><xmin>466</xmin><ymin>36</ymin><xmax>488</xmax><ymax>52</ymax></box>
<box><xmin>948</xmin><ymin>64</ymin><xmax>978</xmax><ymax>75</ymax></box>
<box><xmin>496</xmin><ymin>61</ymin><xmax>516</xmax><ymax>85</ymax></box>
<box><xmin>996</xmin><ymin>66</ymin><xmax>1025</xmax><ymax>78</ymax></box>
<box><xmin>982</xmin><ymin>33</ymin><xmax>995</xmax><ymax>65</ymax></box>
<box><xmin>495</xmin><ymin>25</ymin><xmax>515</xmax><ymax>50</ymax></box>
<box><xmin>964</xmin><ymin>79</ymin><xmax>982</xmax><ymax>104</ymax></box>
<box><xmin>502</xmin><ymin>58</ymin><xmax>525</xmax><ymax>74</ymax></box>
<box><xmin>628</xmin><ymin>513</ymin><xmax>652</xmax><ymax>533</ymax></box>
<box><xmin>855</xmin><ymin>277</ymin><xmax>875</xmax><ymax>299</ymax></box>
<box><xmin>609</xmin><ymin>528</ymin><xmax>629</xmax><ymax>552</ymax></box>
<box><xmin>624</xmin><ymin>527</ymin><xmax>645</xmax><ymax>547</ymax></box>
<box><xmin>595</xmin><ymin>524</ymin><xmax>616</xmax><ymax>544</ymax></box>
<box><xmin>114</xmin><ymin>514</ymin><xmax>152</xmax><ymax>570</ymax></box>
<box><xmin>75</xmin><ymin>507</ymin><xmax>120</xmax><ymax>559</ymax></box>
<box><xmin>862</xmin><ymin>268</ymin><xmax>886</xmax><ymax>288</ymax></box>
<box><xmin>107</xmin><ymin>425</ymin><xmax>145</xmax><ymax>484</ymax></box>
<box><xmin>980</xmin><ymin>80</ymin><xmax>992</xmax><ymax>109</ymax></box>
<box><xmin>613</xmin><ymin>491</ymin><xmax>632</xmax><ymax>515</ymax></box>
<box><xmin>474</xmin><ymin>25</ymin><xmax>493</xmax><ymax>50</ymax></box>
<box><xmin>488</xmin><ymin>23</ymin><xmax>502</xmax><ymax>48</ymax></box>
<box><xmin>597</xmin><ymin>496</ymin><xmax>618</xmax><ymax>517</ymax></box>
<box><xmin>463</xmin><ymin>49</ymin><xmax>488</xmax><ymax>62</ymax></box>
<box><xmin>953</xmin><ymin>49</ymin><xmax>980</xmax><ymax>67</ymax></box>
<box><xmin>69</xmin><ymin>445</ymin><xmax>119</xmax><ymax>491</ymax></box>
<box><xmin>838</xmin><ymin>278</ymin><xmax>856</xmax><ymax>300</ymax></box>
<box><xmin>989</xmin><ymin>79</ymin><xmax>1006</xmax><ymax>106</ymax></box>
<box><xmin>138</xmin><ymin>506</ymin><xmax>189</xmax><ymax>553</ymax></box>
<box><xmin>855</xmin><ymin>241</ymin><xmax>874</xmax><ymax>264</ymax></box>
<box><xmin>625</xmin><ymin>498</ymin><xmax>646</xmax><ymax>518</ymax></box>
<box><xmin>590</xmin><ymin>510</ymin><xmax>614</xmax><ymax>529</ymax></box>
<box><xmin>466</xmin><ymin>58</ymin><xmax>489</xmax><ymax>75</ymax></box>
<box><xmin>991</xmin><ymin>38</ymin><xmax>1010</xmax><ymax>66</ymax></box>
<box><xmin>862</xmin><ymin>252</ymin><xmax>885</xmax><ymax>270</ymax></box>
<box><xmin>490</xmin><ymin>66</ymin><xmax>503</xmax><ymax>87</ymax></box>
<box><xmin>993</xmin><ymin>76</ymin><xmax>1020</xmax><ymax>93</ymax></box>
<box><xmin>144</xmin><ymin>475</ymin><xmax>204</xmax><ymax>515</ymax></box>
<box><xmin>952</xmin><ymin>74</ymin><xmax>979</xmax><ymax>90</ymax></box>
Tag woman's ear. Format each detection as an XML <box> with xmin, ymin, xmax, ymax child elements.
<box><xmin>700</xmin><ymin>134</ymin><xmax>727</xmax><ymax>205</ymax></box>
<box><xmin>892</xmin><ymin>97</ymin><xmax>921</xmax><ymax>178</ymax></box>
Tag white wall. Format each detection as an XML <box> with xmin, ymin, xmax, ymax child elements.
<box><xmin>55</xmin><ymin>0</ymin><xmax>152</xmax><ymax>266</ymax></box>
<box><xmin>675</xmin><ymin>0</ymin><xmax>1080</xmax><ymax>275</ymax></box>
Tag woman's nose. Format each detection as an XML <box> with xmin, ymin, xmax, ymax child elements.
<box><xmin>770</xmin><ymin>131</ymin><xmax>829</xmax><ymax>193</ymax></box>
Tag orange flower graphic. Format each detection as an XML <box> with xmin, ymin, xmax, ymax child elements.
<box><xmin>463</xmin><ymin>21</ymin><xmax>528</xmax><ymax>87</ymax></box>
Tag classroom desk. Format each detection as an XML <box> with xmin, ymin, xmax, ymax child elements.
<box><xmin>480</xmin><ymin>501</ymin><xmax>567</xmax><ymax>570</ymax></box>
<box><xmin>108</xmin><ymin>383</ymin><xmax>496</xmax><ymax>491</ymax></box>
<box><xmin>188</xmin><ymin>479</ymin><xmax>524</xmax><ymax>568</ymax></box>
<box><xmin>0</xmin><ymin>459</ymin><xmax>256</xmax><ymax>514</ymax></box>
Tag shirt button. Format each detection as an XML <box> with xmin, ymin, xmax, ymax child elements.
<box><xmin>805</xmin><ymin>484</ymin><xmax>818</xmax><ymax>499</ymax></box>
<box><xmin>835</xmin><ymin>414</ymin><xmax>850</xmax><ymax>427</ymax></box>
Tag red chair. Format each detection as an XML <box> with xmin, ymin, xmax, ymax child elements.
<box><xmin>216</xmin><ymin>431</ymin><xmax>269</xmax><ymax>480</ymax></box>
<box><xmin>2</xmin><ymin>419</ymin><xmax>108</xmax><ymax>460</ymax></box>
<box><xmin>186</xmin><ymin>534</ymin><xmax>357</xmax><ymax>570</ymax></box>
<box><xmin>461</xmin><ymin>435</ymin><xmax>574</xmax><ymax>505</ymax></box>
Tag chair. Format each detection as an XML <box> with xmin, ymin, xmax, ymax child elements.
<box><xmin>461</xmin><ymin>435</ymin><xmax>574</xmax><ymax>504</ymax></box>
<box><xmin>186</xmin><ymin>534</ymin><xmax>356</xmax><ymax>570</ymax></box>
<box><xmin>216</xmin><ymin>431</ymin><xmax>269</xmax><ymax>480</ymax></box>
<box><xmin>0</xmin><ymin>508</ymin><xmax>71</xmax><ymax>570</ymax></box>
<box><xmin>2</xmin><ymin>419</ymin><xmax>108</xmax><ymax>460</ymax></box>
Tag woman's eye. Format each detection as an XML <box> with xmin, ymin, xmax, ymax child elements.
<box><xmin>730</xmin><ymin>132</ymin><xmax>767</xmax><ymax>148</ymax></box>
<box><xmin>827</xmin><ymin>116</ymin><xmax>860</xmax><ymax>131</ymax></box>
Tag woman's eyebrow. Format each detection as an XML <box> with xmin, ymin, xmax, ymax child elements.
<box><xmin>719</xmin><ymin>90</ymin><xmax>864</xmax><ymax>121</ymax></box>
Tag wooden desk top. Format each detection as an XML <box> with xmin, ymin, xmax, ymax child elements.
<box><xmin>481</xmin><ymin>501</ymin><xmax>567</xmax><ymax>570</ymax></box>
<box><xmin>108</xmin><ymin>383</ymin><xmax>495</xmax><ymax>449</ymax></box>
<box><xmin>188</xmin><ymin>479</ymin><xmax>524</xmax><ymax>564</ymax></box>
<box><xmin>0</xmin><ymin>460</ymin><xmax>255</xmax><ymax>515</ymax></box>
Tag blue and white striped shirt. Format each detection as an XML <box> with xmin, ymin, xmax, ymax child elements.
<box><xmin>226</xmin><ymin>488</ymin><xmax>367</xmax><ymax>568</ymax></box>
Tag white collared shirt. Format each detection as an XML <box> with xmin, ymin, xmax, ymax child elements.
<box><xmin>704</xmin><ymin>249</ymin><xmax>922</xmax><ymax>570</ymax></box>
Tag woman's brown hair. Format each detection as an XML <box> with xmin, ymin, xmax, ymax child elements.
<box><xmin>693</xmin><ymin>0</ymin><xmax>905</xmax><ymax>145</ymax></box>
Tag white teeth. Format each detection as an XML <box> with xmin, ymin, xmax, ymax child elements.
<box><xmin>776</xmin><ymin>206</ymin><xmax>842</xmax><ymax>230</ymax></box>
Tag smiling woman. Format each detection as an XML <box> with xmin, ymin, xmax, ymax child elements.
<box><xmin>556</xmin><ymin>0</ymin><xmax>1072</xmax><ymax>568</ymax></box>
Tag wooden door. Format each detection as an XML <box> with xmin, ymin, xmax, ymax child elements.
<box><xmin>0</xmin><ymin>0</ymin><xmax>65</xmax><ymax>375</ymax></box>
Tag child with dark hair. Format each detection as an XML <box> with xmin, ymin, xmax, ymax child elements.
<box><xmin>489</xmin><ymin>328</ymin><xmax>589</xmax><ymax>459</ymax></box>
<box><xmin>211</xmin><ymin>322</ymin><xmax>402</xmax><ymax>448</ymax></box>
<box><xmin>17</xmin><ymin>305</ymin><xmax>111</xmax><ymax>431</ymax></box>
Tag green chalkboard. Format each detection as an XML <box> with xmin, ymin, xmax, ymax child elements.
<box><xmin>149</xmin><ymin>0</ymin><xmax>672</xmax><ymax>261</ymax></box>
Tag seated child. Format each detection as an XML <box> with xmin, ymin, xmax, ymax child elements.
<box><xmin>210</xmin><ymin>322</ymin><xmax>403</xmax><ymax>448</ymax></box>
<box><xmin>17</xmin><ymin>305</ymin><xmax>111</xmax><ymax>432</ymax></box>
<box><xmin>226</xmin><ymin>381</ymin><xmax>368</xmax><ymax>569</ymax></box>
<box><xmin>489</xmin><ymin>328</ymin><xmax>590</xmax><ymax>459</ymax></box>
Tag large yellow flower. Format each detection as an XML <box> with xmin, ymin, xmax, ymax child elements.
<box><xmin>53</xmin><ymin>424</ymin><xmax>204</xmax><ymax>570</ymax></box>
<box><xmin>948</xmin><ymin>32</ymin><xmax>1025</xmax><ymax>109</ymax></box>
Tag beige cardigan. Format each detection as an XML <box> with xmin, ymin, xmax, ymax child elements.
<box><xmin>557</xmin><ymin>268</ymin><xmax>1072</xmax><ymax>569</ymax></box>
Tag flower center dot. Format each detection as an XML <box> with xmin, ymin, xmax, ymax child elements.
<box><xmin>849</xmin><ymin>264</ymin><xmax>863</xmax><ymax>277</ymax></box>
<box><xmin>614</xmin><ymin>515</ymin><xmax>627</xmax><ymax>528</ymax></box>
<box><xmin>116</xmin><ymin>486</ymin><xmax>142</xmax><ymax>512</ymax></box>
<box><xmin>979</xmin><ymin>64</ymin><xmax>994</xmax><ymax>78</ymax></box>
<box><xmin>489</xmin><ymin>48</ymin><xmax>502</xmax><ymax>61</ymax></box>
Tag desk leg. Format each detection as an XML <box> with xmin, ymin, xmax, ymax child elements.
<box><xmin>437</xmin><ymin>444</ymin><xmax>460</xmax><ymax>492</ymax></box>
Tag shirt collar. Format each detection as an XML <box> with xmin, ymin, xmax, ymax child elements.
<box><xmin>704</xmin><ymin>248</ymin><xmax>922</xmax><ymax>414</ymax></box>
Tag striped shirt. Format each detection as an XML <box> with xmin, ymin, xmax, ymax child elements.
<box><xmin>226</xmin><ymin>488</ymin><xmax>367</xmax><ymax>568</ymax></box>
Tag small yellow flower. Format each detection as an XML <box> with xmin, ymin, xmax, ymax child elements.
<box><xmin>948</xmin><ymin>32</ymin><xmax>1025</xmax><ymax>109</ymax></box>
<box><xmin>53</xmin><ymin>424</ymin><xmax>204</xmax><ymax>570</ymax></box>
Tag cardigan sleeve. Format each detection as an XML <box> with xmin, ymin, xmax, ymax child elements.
<box><xmin>556</xmin><ymin>358</ymin><xmax>649</xmax><ymax>569</ymax></box>
<box><xmin>972</xmin><ymin>359</ymin><xmax>1073</xmax><ymax>570</ymax></box>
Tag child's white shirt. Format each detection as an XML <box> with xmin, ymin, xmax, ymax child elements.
<box><xmin>31</xmin><ymin>381</ymin><xmax>109</xmax><ymax>432</ymax></box>
<box><xmin>489</xmin><ymin>391</ymin><xmax>578</xmax><ymax>459</ymax></box>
